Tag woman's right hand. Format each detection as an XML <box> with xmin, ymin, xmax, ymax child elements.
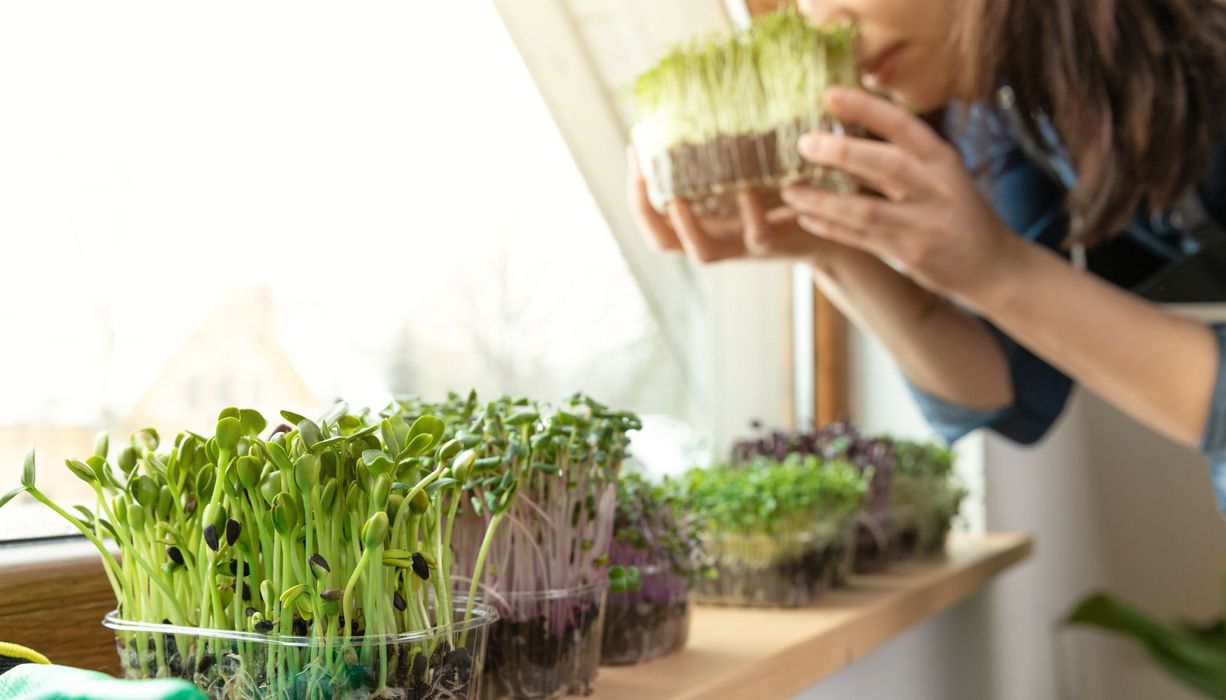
<box><xmin>627</xmin><ymin>146</ymin><xmax>844</xmax><ymax>265</ymax></box>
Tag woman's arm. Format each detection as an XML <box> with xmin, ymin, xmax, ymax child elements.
<box><xmin>808</xmin><ymin>245</ymin><xmax>1014</xmax><ymax>412</ymax></box>
<box><xmin>626</xmin><ymin>147</ymin><xmax>1014</xmax><ymax>412</ymax></box>
<box><xmin>978</xmin><ymin>236</ymin><xmax>1217</xmax><ymax>446</ymax></box>
<box><xmin>788</xmin><ymin>87</ymin><xmax>1219</xmax><ymax>447</ymax></box>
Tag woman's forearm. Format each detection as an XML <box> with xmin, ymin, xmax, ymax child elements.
<box><xmin>809</xmin><ymin>247</ymin><xmax>1014</xmax><ymax>410</ymax></box>
<box><xmin>972</xmin><ymin>237</ymin><xmax>1218</xmax><ymax>447</ymax></box>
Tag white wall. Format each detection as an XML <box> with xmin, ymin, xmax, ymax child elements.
<box><xmin>795</xmin><ymin>326</ymin><xmax>1194</xmax><ymax>700</ymax></box>
<box><xmin>1065</xmin><ymin>392</ymin><xmax>1226</xmax><ymax>700</ymax></box>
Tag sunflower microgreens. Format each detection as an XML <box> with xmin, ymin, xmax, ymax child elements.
<box><xmin>2</xmin><ymin>403</ymin><xmax>502</xmax><ymax>698</ymax></box>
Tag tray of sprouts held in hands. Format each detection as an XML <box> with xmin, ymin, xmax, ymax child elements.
<box><xmin>630</xmin><ymin>8</ymin><xmax>862</xmax><ymax>220</ymax></box>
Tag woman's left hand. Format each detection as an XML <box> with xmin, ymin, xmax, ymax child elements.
<box><xmin>781</xmin><ymin>87</ymin><xmax>1021</xmax><ymax>308</ymax></box>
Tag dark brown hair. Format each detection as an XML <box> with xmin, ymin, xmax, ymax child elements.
<box><xmin>953</xmin><ymin>0</ymin><xmax>1226</xmax><ymax>246</ymax></box>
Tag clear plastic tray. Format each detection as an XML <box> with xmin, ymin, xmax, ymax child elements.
<box><xmin>633</xmin><ymin>116</ymin><xmax>858</xmax><ymax>218</ymax></box>
<box><xmin>600</xmin><ymin>564</ymin><xmax>690</xmax><ymax>666</ymax></box>
<box><xmin>475</xmin><ymin>581</ymin><xmax>609</xmax><ymax>699</ymax></box>
<box><xmin>890</xmin><ymin>473</ymin><xmax>962</xmax><ymax>558</ymax></box>
<box><xmin>104</xmin><ymin>603</ymin><xmax>497</xmax><ymax>700</ymax></box>
<box><xmin>693</xmin><ymin>521</ymin><xmax>852</xmax><ymax>608</ymax></box>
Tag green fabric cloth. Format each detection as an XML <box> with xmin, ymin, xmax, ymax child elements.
<box><xmin>0</xmin><ymin>664</ymin><xmax>205</xmax><ymax>700</ymax></box>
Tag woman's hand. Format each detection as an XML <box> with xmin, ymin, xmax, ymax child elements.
<box><xmin>627</xmin><ymin>147</ymin><xmax>849</xmax><ymax>265</ymax></box>
<box><xmin>782</xmin><ymin>87</ymin><xmax>1022</xmax><ymax>308</ymax></box>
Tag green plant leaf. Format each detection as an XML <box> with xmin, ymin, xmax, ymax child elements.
<box><xmin>294</xmin><ymin>454</ymin><xmax>321</xmax><ymax>494</ymax></box>
<box><xmin>239</xmin><ymin>409</ymin><xmax>267</xmax><ymax>436</ymax></box>
<box><xmin>435</xmin><ymin>438</ymin><xmax>462</xmax><ymax>464</ymax></box>
<box><xmin>371</xmin><ymin>474</ymin><xmax>391</xmax><ymax>510</ymax></box>
<box><xmin>93</xmin><ymin>431</ymin><xmax>109</xmax><ymax>459</ymax></box>
<box><xmin>117</xmin><ymin>446</ymin><xmax>138</xmax><ymax>476</ymax></box>
<box><xmin>362</xmin><ymin>449</ymin><xmax>392</xmax><ymax>477</ymax></box>
<box><xmin>505</xmin><ymin>407</ymin><xmax>539</xmax><ymax>426</ymax></box>
<box><xmin>280</xmin><ymin>410</ymin><xmax>308</xmax><ymax>426</ymax></box>
<box><xmin>279</xmin><ymin>583</ymin><xmax>311</xmax><ymax>607</ymax></box>
<box><xmin>380</xmin><ymin>418</ymin><xmax>402</xmax><ymax>456</ymax></box>
<box><xmin>425</xmin><ymin>478</ymin><xmax>457</xmax><ymax>495</ymax></box>
<box><xmin>130</xmin><ymin>475</ymin><xmax>159</xmax><ymax>509</ymax></box>
<box><xmin>157</xmin><ymin>486</ymin><xmax>173</xmax><ymax>521</ymax></box>
<box><xmin>264</xmin><ymin>441</ymin><xmax>293</xmax><ymax>473</ymax></box>
<box><xmin>362</xmin><ymin>511</ymin><xmax>389</xmax><ymax>549</ymax></box>
<box><xmin>65</xmin><ymin>458</ymin><xmax>97</xmax><ymax>485</ymax></box>
<box><xmin>235</xmin><ymin>455</ymin><xmax>263</xmax><ymax>491</ymax></box>
<box><xmin>271</xmin><ymin>493</ymin><xmax>297</xmax><ymax>536</ymax></box>
<box><xmin>311</xmin><ymin>435</ymin><xmax>346</xmax><ymax>452</ymax></box>
<box><xmin>216</xmin><ymin>417</ymin><xmax>242</xmax><ymax>451</ymax></box>
<box><xmin>297</xmin><ymin>419</ymin><xmax>323</xmax><ymax>450</ymax></box>
<box><xmin>319</xmin><ymin>479</ymin><xmax>339</xmax><ymax>511</ymax></box>
<box><xmin>349</xmin><ymin>423</ymin><xmax>379</xmax><ymax>440</ymax></box>
<box><xmin>400</xmin><ymin>433</ymin><xmax>432</xmax><ymax>460</ymax></box>
<box><xmin>406</xmin><ymin>416</ymin><xmax>444</xmax><ymax>453</ymax></box>
<box><xmin>1068</xmin><ymin>593</ymin><xmax>1226</xmax><ymax>698</ymax></box>
<box><xmin>133</xmin><ymin>427</ymin><xmax>159</xmax><ymax>452</ymax></box>
<box><xmin>195</xmin><ymin>464</ymin><xmax>217</xmax><ymax>500</ymax></box>
<box><xmin>20</xmin><ymin>445</ymin><xmax>36</xmax><ymax>488</ymax></box>
<box><xmin>0</xmin><ymin>486</ymin><xmax>27</xmax><ymax>510</ymax></box>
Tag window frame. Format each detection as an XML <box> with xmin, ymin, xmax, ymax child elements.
<box><xmin>0</xmin><ymin>540</ymin><xmax>118</xmax><ymax>672</ymax></box>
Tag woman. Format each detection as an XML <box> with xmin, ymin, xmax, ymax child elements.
<box><xmin>628</xmin><ymin>0</ymin><xmax>1226</xmax><ymax>511</ymax></box>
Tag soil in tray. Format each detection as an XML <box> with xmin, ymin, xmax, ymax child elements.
<box><xmin>643</xmin><ymin>124</ymin><xmax>854</xmax><ymax>218</ymax></box>
<box><xmin>853</xmin><ymin>521</ymin><xmax>893</xmax><ymax>574</ymax></box>
<box><xmin>117</xmin><ymin>633</ymin><xmax>477</xmax><ymax>700</ymax></box>
<box><xmin>891</xmin><ymin>520</ymin><xmax>953</xmax><ymax>560</ymax></box>
<box><xmin>600</xmin><ymin>598</ymin><xmax>690</xmax><ymax>666</ymax></box>
<box><xmin>693</xmin><ymin>543</ymin><xmax>848</xmax><ymax>607</ymax></box>
<box><xmin>481</xmin><ymin>600</ymin><xmax>605</xmax><ymax>699</ymax></box>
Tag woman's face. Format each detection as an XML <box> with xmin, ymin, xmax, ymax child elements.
<box><xmin>799</xmin><ymin>0</ymin><xmax>960</xmax><ymax>112</ymax></box>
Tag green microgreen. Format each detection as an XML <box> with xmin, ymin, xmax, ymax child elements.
<box><xmin>1</xmin><ymin>401</ymin><xmax>508</xmax><ymax>697</ymax></box>
<box><xmin>631</xmin><ymin>8</ymin><xmax>859</xmax><ymax>148</ymax></box>
<box><xmin>389</xmin><ymin>391</ymin><xmax>641</xmax><ymax>626</ymax></box>
<box><xmin>609</xmin><ymin>471</ymin><xmax>714</xmax><ymax>592</ymax></box>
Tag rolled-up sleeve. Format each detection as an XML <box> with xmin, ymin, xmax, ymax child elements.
<box><xmin>909</xmin><ymin>104</ymin><xmax>1075</xmax><ymax>447</ymax></box>
<box><xmin>1201</xmin><ymin>324</ymin><xmax>1226</xmax><ymax>513</ymax></box>
<box><xmin>907</xmin><ymin>324</ymin><xmax>1074</xmax><ymax>445</ymax></box>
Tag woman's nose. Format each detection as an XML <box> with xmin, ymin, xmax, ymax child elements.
<box><xmin>796</xmin><ymin>0</ymin><xmax>857</xmax><ymax>25</ymax></box>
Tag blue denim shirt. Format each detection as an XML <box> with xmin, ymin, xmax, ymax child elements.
<box><xmin>908</xmin><ymin>100</ymin><xmax>1226</xmax><ymax>514</ymax></box>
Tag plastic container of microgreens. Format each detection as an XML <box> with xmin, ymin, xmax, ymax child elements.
<box><xmin>423</xmin><ymin>394</ymin><xmax>636</xmax><ymax>699</ymax></box>
<box><xmin>600</xmin><ymin>563</ymin><xmax>690</xmax><ymax>666</ymax></box>
<box><xmin>630</xmin><ymin>9</ymin><xmax>860</xmax><ymax>218</ymax></box>
<box><xmin>683</xmin><ymin>457</ymin><xmax>865</xmax><ymax>608</ymax></box>
<box><xmin>888</xmin><ymin>440</ymin><xmax>966</xmax><ymax>558</ymax></box>
<box><xmin>730</xmin><ymin>420</ymin><xmax>897</xmax><ymax>574</ymax></box>
<box><xmin>598</xmin><ymin>471</ymin><xmax>706</xmax><ymax>666</ymax></box>
<box><xmin>475</xmin><ymin>582</ymin><xmax>609</xmax><ymax>700</ymax></box>
<box><xmin>104</xmin><ymin>602</ymin><xmax>498</xmax><ymax>700</ymax></box>
<box><xmin>692</xmin><ymin>517</ymin><xmax>853</xmax><ymax>608</ymax></box>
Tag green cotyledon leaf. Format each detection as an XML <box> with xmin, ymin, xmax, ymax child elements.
<box><xmin>1068</xmin><ymin>593</ymin><xmax>1226</xmax><ymax>699</ymax></box>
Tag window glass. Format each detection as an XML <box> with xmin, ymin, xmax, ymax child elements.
<box><xmin>0</xmin><ymin>2</ymin><xmax>688</xmax><ymax>541</ymax></box>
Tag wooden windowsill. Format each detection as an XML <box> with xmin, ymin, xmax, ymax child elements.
<box><xmin>0</xmin><ymin>538</ymin><xmax>119</xmax><ymax>673</ymax></box>
<box><xmin>591</xmin><ymin>531</ymin><xmax>1033</xmax><ymax>700</ymax></box>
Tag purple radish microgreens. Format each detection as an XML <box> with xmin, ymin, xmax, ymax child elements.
<box><xmin>390</xmin><ymin>391</ymin><xmax>641</xmax><ymax>631</ymax></box>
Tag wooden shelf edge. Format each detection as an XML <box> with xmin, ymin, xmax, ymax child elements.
<box><xmin>592</xmin><ymin>532</ymin><xmax>1033</xmax><ymax>700</ymax></box>
<box><xmin>0</xmin><ymin>534</ymin><xmax>1033</xmax><ymax>693</ymax></box>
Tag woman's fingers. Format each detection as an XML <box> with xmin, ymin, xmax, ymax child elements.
<box><xmin>796</xmin><ymin>215</ymin><xmax>880</xmax><ymax>254</ymax></box>
<box><xmin>797</xmin><ymin>133</ymin><xmax>933</xmax><ymax>201</ymax></box>
<box><xmin>668</xmin><ymin>199</ymin><xmax>747</xmax><ymax>263</ymax></box>
<box><xmin>736</xmin><ymin>190</ymin><xmax>774</xmax><ymax>253</ymax></box>
<box><xmin>781</xmin><ymin>186</ymin><xmax>909</xmax><ymax>237</ymax></box>
<box><xmin>823</xmin><ymin>87</ymin><xmax>946</xmax><ymax>160</ymax></box>
<box><xmin>627</xmin><ymin>146</ymin><xmax>682</xmax><ymax>252</ymax></box>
